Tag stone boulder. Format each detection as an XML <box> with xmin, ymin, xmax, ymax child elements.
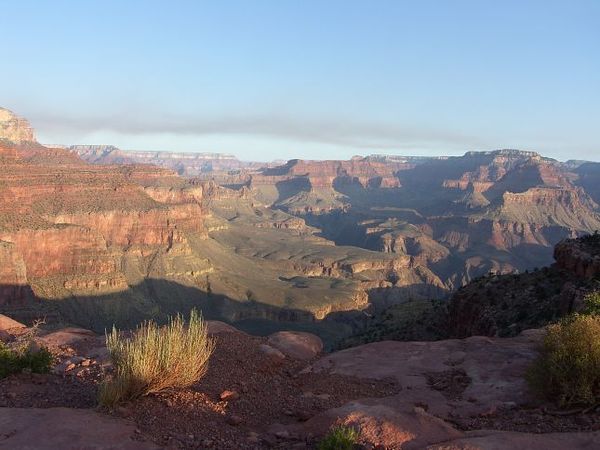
<box><xmin>259</xmin><ymin>343</ymin><xmax>285</xmax><ymax>358</ymax></box>
<box><xmin>292</xmin><ymin>400</ymin><xmax>463</xmax><ymax>449</ymax></box>
<box><xmin>206</xmin><ymin>321</ymin><xmax>242</xmax><ymax>335</ymax></box>
<box><xmin>38</xmin><ymin>327</ymin><xmax>98</xmax><ymax>348</ymax></box>
<box><xmin>0</xmin><ymin>314</ymin><xmax>26</xmax><ymax>332</ymax></box>
<box><xmin>267</xmin><ymin>331</ymin><xmax>323</xmax><ymax>360</ymax></box>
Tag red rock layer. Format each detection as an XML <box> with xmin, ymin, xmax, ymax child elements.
<box><xmin>0</xmin><ymin>140</ymin><xmax>208</xmax><ymax>305</ymax></box>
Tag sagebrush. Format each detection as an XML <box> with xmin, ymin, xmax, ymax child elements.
<box><xmin>527</xmin><ymin>314</ymin><xmax>600</xmax><ymax>407</ymax></box>
<box><xmin>99</xmin><ymin>309</ymin><xmax>215</xmax><ymax>406</ymax></box>
<box><xmin>317</xmin><ymin>425</ymin><xmax>359</xmax><ymax>450</ymax></box>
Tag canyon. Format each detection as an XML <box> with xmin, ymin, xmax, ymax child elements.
<box><xmin>1</xmin><ymin>107</ymin><xmax>600</xmax><ymax>345</ymax></box>
<box><xmin>2</xmin><ymin>107</ymin><xmax>600</xmax><ymax>449</ymax></box>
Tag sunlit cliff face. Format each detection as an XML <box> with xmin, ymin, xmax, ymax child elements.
<box><xmin>0</xmin><ymin>108</ymin><xmax>36</xmax><ymax>144</ymax></box>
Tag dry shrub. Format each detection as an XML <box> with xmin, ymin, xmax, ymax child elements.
<box><xmin>0</xmin><ymin>319</ymin><xmax>52</xmax><ymax>378</ymax></box>
<box><xmin>527</xmin><ymin>314</ymin><xmax>600</xmax><ymax>407</ymax></box>
<box><xmin>99</xmin><ymin>309</ymin><xmax>215</xmax><ymax>406</ymax></box>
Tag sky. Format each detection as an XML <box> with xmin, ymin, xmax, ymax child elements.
<box><xmin>1</xmin><ymin>0</ymin><xmax>599</xmax><ymax>162</ymax></box>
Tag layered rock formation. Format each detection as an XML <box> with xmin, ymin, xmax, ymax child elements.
<box><xmin>68</xmin><ymin>145</ymin><xmax>251</xmax><ymax>176</ymax></box>
<box><xmin>0</xmin><ymin>111</ymin><xmax>210</xmax><ymax>325</ymax></box>
<box><xmin>0</xmin><ymin>140</ymin><xmax>208</xmax><ymax>306</ymax></box>
<box><xmin>248</xmin><ymin>157</ymin><xmax>411</xmax><ymax>214</ymax></box>
<box><xmin>572</xmin><ymin>161</ymin><xmax>600</xmax><ymax>204</ymax></box>
<box><xmin>244</xmin><ymin>150</ymin><xmax>600</xmax><ymax>291</ymax></box>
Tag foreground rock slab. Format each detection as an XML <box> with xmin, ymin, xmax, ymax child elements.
<box><xmin>425</xmin><ymin>430</ymin><xmax>600</xmax><ymax>450</ymax></box>
<box><xmin>38</xmin><ymin>327</ymin><xmax>98</xmax><ymax>347</ymax></box>
<box><xmin>0</xmin><ymin>407</ymin><xmax>160</xmax><ymax>450</ymax></box>
<box><xmin>308</xmin><ymin>330</ymin><xmax>544</xmax><ymax>417</ymax></box>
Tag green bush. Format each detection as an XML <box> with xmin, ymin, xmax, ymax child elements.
<box><xmin>582</xmin><ymin>291</ymin><xmax>600</xmax><ymax>316</ymax></box>
<box><xmin>0</xmin><ymin>341</ymin><xmax>53</xmax><ymax>378</ymax></box>
<box><xmin>99</xmin><ymin>309</ymin><xmax>215</xmax><ymax>407</ymax></box>
<box><xmin>527</xmin><ymin>314</ymin><xmax>600</xmax><ymax>407</ymax></box>
<box><xmin>317</xmin><ymin>426</ymin><xmax>359</xmax><ymax>450</ymax></box>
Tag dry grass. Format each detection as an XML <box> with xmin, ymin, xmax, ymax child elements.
<box><xmin>527</xmin><ymin>314</ymin><xmax>600</xmax><ymax>407</ymax></box>
<box><xmin>317</xmin><ymin>426</ymin><xmax>359</xmax><ymax>450</ymax></box>
<box><xmin>99</xmin><ymin>309</ymin><xmax>215</xmax><ymax>407</ymax></box>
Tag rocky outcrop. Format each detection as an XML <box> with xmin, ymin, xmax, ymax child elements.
<box><xmin>296</xmin><ymin>328</ymin><xmax>600</xmax><ymax>449</ymax></box>
<box><xmin>309</xmin><ymin>330</ymin><xmax>544</xmax><ymax>417</ymax></box>
<box><xmin>0</xmin><ymin>107</ymin><xmax>35</xmax><ymax>144</ymax></box>
<box><xmin>445</xmin><ymin>234</ymin><xmax>600</xmax><ymax>338</ymax></box>
<box><xmin>554</xmin><ymin>235</ymin><xmax>600</xmax><ymax>279</ymax></box>
<box><xmin>495</xmin><ymin>187</ymin><xmax>600</xmax><ymax>230</ymax></box>
<box><xmin>267</xmin><ymin>331</ymin><xmax>323</xmax><ymax>360</ymax></box>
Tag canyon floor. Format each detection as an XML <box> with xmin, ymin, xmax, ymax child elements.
<box><xmin>1</xmin><ymin>316</ymin><xmax>599</xmax><ymax>450</ymax></box>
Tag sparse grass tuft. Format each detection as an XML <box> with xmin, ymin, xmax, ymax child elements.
<box><xmin>317</xmin><ymin>425</ymin><xmax>359</xmax><ymax>450</ymax></box>
<box><xmin>98</xmin><ymin>309</ymin><xmax>215</xmax><ymax>407</ymax></box>
<box><xmin>527</xmin><ymin>314</ymin><xmax>600</xmax><ymax>407</ymax></box>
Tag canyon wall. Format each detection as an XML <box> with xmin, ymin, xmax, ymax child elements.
<box><xmin>68</xmin><ymin>145</ymin><xmax>251</xmax><ymax>175</ymax></box>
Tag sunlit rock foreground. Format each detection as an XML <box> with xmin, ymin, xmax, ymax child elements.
<box><xmin>1</xmin><ymin>315</ymin><xmax>599</xmax><ymax>449</ymax></box>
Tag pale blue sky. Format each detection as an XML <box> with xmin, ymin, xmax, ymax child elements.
<box><xmin>1</xmin><ymin>0</ymin><xmax>599</xmax><ymax>161</ymax></box>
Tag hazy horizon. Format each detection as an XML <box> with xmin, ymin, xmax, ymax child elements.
<box><xmin>48</xmin><ymin>142</ymin><xmax>600</xmax><ymax>164</ymax></box>
<box><xmin>2</xmin><ymin>0</ymin><xmax>599</xmax><ymax>162</ymax></box>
